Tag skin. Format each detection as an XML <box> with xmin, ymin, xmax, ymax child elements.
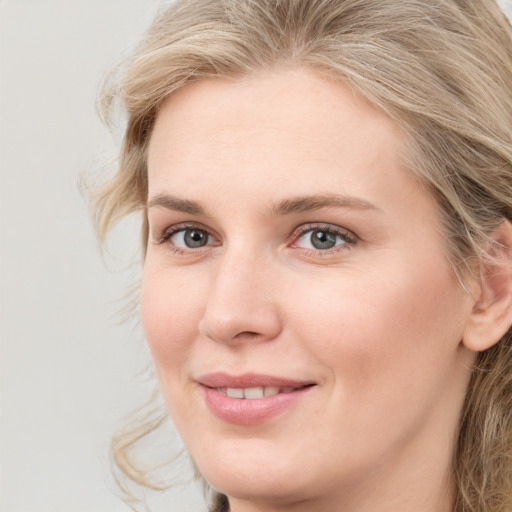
<box><xmin>142</xmin><ymin>68</ymin><xmax>480</xmax><ymax>512</ymax></box>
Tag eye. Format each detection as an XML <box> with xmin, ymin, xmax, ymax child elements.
<box><xmin>173</xmin><ymin>228</ymin><xmax>210</xmax><ymax>248</ymax></box>
<box><xmin>159</xmin><ymin>225</ymin><xmax>216</xmax><ymax>251</ymax></box>
<box><xmin>293</xmin><ymin>225</ymin><xmax>356</xmax><ymax>251</ymax></box>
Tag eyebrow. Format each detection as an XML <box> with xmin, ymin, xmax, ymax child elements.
<box><xmin>147</xmin><ymin>193</ymin><xmax>381</xmax><ymax>216</ymax></box>
<box><xmin>147</xmin><ymin>194</ymin><xmax>206</xmax><ymax>215</ymax></box>
<box><xmin>270</xmin><ymin>194</ymin><xmax>381</xmax><ymax>216</ymax></box>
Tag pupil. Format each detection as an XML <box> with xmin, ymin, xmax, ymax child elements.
<box><xmin>184</xmin><ymin>229</ymin><xmax>207</xmax><ymax>248</ymax></box>
<box><xmin>311</xmin><ymin>230</ymin><xmax>336</xmax><ymax>250</ymax></box>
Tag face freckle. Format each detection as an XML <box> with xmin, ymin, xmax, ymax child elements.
<box><xmin>141</xmin><ymin>67</ymin><xmax>476</xmax><ymax>509</ymax></box>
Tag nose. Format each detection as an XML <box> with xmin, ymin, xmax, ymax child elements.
<box><xmin>198</xmin><ymin>251</ymin><xmax>283</xmax><ymax>345</ymax></box>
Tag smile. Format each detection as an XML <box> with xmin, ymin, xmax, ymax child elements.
<box><xmin>216</xmin><ymin>386</ymin><xmax>301</xmax><ymax>399</ymax></box>
<box><xmin>197</xmin><ymin>373</ymin><xmax>316</xmax><ymax>425</ymax></box>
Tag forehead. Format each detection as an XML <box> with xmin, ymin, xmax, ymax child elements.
<box><xmin>147</xmin><ymin>67</ymin><xmax>415</xmax><ymax>208</ymax></box>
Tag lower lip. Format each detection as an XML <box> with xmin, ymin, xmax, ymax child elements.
<box><xmin>202</xmin><ymin>386</ymin><xmax>313</xmax><ymax>425</ymax></box>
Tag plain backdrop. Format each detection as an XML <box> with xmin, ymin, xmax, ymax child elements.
<box><xmin>1</xmin><ymin>1</ymin><xmax>203</xmax><ymax>511</ymax></box>
<box><xmin>1</xmin><ymin>1</ymin><xmax>511</xmax><ymax>511</ymax></box>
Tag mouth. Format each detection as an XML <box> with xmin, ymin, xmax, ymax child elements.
<box><xmin>197</xmin><ymin>372</ymin><xmax>316</xmax><ymax>395</ymax></box>
<box><xmin>197</xmin><ymin>373</ymin><xmax>316</xmax><ymax>425</ymax></box>
<box><xmin>213</xmin><ymin>385</ymin><xmax>313</xmax><ymax>399</ymax></box>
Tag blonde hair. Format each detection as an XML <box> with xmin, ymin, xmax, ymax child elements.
<box><xmin>90</xmin><ymin>1</ymin><xmax>512</xmax><ymax>511</ymax></box>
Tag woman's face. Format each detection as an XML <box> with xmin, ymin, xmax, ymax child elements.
<box><xmin>143</xmin><ymin>68</ymin><xmax>476</xmax><ymax>510</ymax></box>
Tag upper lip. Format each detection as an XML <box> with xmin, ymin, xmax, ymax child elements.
<box><xmin>197</xmin><ymin>372</ymin><xmax>316</xmax><ymax>389</ymax></box>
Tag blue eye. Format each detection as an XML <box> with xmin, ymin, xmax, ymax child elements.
<box><xmin>295</xmin><ymin>227</ymin><xmax>354</xmax><ymax>251</ymax></box>
<box><xmin>169</xmin><ymin>228</ymin><xmax>211</xmax><ymax>248</ymax></box>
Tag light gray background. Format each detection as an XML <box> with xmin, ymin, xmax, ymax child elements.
<box><xmin>1</xmin><ymin>1</ymin><xmax>203</xmax><ymax>511</ymax></box>
<box><xmin>1</xmin><ymin>1</ymin><xmax>511</xmax><ymax>511</ymax></box>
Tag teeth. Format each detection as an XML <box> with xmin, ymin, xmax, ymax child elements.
<box><xmin>263</xmin><ymin>386</ymin><xmax>280</xmax><ymax>397</ymax></box>
<box><xmin>243</xmin><ymin>387</ymin><xmax>264</xmax><ymax>399</ymax></box>
<box><xmin>222</xmin><ymin>386</ymin><xmax>284</xmax><ymax>399</ymax></box>
<box><xmin>226</xmin><ymin>388</ymin><xmax>244</xmax><ymax>398</ymax></box>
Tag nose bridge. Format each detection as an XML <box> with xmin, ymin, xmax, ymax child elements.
<box><xmin>199</xmin><ymin>244</ymin><xmax>282</xmax><ymax>344</ymax></box>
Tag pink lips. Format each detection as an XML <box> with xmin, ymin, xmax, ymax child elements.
<box><xmin>197</xmin><ymin>372</ymin><xmax>316</xmax><ymax>425</ymax></box>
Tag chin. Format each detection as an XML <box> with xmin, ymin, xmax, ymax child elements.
<box><xmin>207</xmin><ymin>471</ymin><xmax>307</xmax><ymax>506</ymax></box>
<box><xmin>194</xmin><ymin>440</ymin><xmax>315</xmax><ymax>502</ymax></box>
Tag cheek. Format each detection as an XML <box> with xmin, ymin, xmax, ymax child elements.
<box><xmin>282</xmin><ymin>260</ymin><xmax>472</xmax><ymax>465</ymax></box>
<box><xmin>141</xmin><ymin>267</ymin><xmax>205</xmax><ymax>372</ymax></box>
<box><xmin>289</xmin><ymin>258</ymin><xmax>468</xmax><ymax>390</ymax></box>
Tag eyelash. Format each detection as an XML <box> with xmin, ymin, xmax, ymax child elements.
<box><xmin>156</xmin><ymin>222</ymin><xmax>358</xmax><ymax>256</ymax></box>
<box><xmin>290</xmin><ymin>223</ymin><xmax>357</xmax><ymax>255</ymax></box>
<box><xmin>157</xmin><ymin>222</ymin><xmax>216</xmax><ymax>254</ymax></box>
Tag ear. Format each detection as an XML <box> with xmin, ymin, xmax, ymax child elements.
<box><xmin>462</xmin><ymin>220</ymin><xmax>512</xmax><ymax>352</ymax></box>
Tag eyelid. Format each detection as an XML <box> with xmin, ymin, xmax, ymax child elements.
<box><xmin>152</xmin><ymin>220</ymin><xmax>357</xmax><ymax>256</ymax></box>
<box><xmin>290</xmin><ymin>223</ymin><xmax>358</xmax><ymax>250</ymax></box>
<box><xmin>155</xmin><ymin>222</ymin><xmax>217</xmax><ymax>246</ymax></box>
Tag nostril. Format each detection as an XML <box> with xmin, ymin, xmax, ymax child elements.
<box><xmin>235</xmin><ymin>331</ymin><xmax>260</xmax><ymax>338</ymax></box>
<box><xmin>230</xmin><ymin>331</ymin><xmax>269</xmax><ymax>343</ymax></box>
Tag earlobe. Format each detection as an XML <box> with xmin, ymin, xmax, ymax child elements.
<box><xmin>462</xmin><ymin>220</ymin><xmax>512</xmax><ymax>352</ymax></box>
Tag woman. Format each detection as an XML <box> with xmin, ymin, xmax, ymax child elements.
<box><xmin>91</xmin><ymin>0</ymin><xmax>512</xmax><ymax>511</ymax></box>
